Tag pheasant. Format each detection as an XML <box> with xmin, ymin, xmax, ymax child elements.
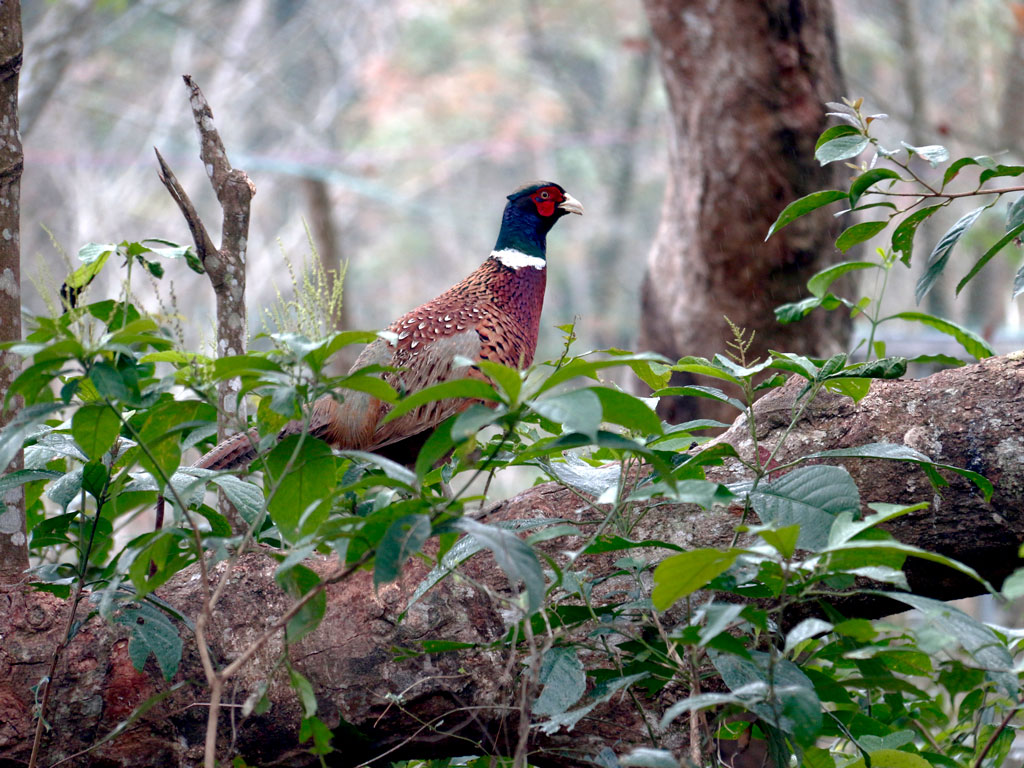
<box><xmin>194</xmin><ymin>181</ymin><xmax>583</xmax><ymax>471</ymax></box>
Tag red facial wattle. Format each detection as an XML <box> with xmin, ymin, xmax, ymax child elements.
<box><xmin>530</xmin><ymin>186</ymin><xmax>565</xmax><ymax>217</ymax></box>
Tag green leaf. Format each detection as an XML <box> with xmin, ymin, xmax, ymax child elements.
<box><xmin>766</xmin><ymin>190</ymin><xmax>848</xmax><ymax>240</ymax></box>
<box><xmin>65</xmin><ymin>246</ymin><xmax>113</xmax><ymax>291</ymax></box>
<box><xmin>955</xmin><ymin>219</ymin><xmax>1024</xmax><ymax>295</ymax></box>
<box><xmin>783</xmin><ymin>618</ymin><xmax>834</xmax><ymax>655</ymax></box>
<box><xmin>0</xmin><ymin>402</ymin><xmax>65</xmax><ymax>472</ymax></box>
<box><xmin>900</xmin><ymin>142</ymin><xmax>949</xmax><ymax>167</ymax></box>
<box><xmin>808</xmin><ymin>442</ymin><xmax>993</xmax><ymax>501</ymax></box>
<box><xmin>414</xmin><ymin>418</ymin><xmax>456</xmax><ymax>482</ymax></box>
<box><xmin>816</xmin><ymin>133</ymin><xmax>869</xmax><ymax>165</ymax></box>
<box><xmin>943</xmin><ymin>156</ymin><xmax>982</xmax><ymax>187</ymax></box>
<box><xmin>1007</xmin><ymin>196</ymin><xmax>1024</xmax><ymax>231</ymax></box>
<box><xmin>886</xmin><ymin>311</ymin><xmax>993</xmax><ymax>361</ymax></box>
<box><xmin>476</xmin><ymin>359</ymin><xmax>522</xmax><ymax>402</ymax></box>
<box><xmin>276</xmin><ymin>563</ymin><xmax>326</xmax><ymax>642</ymax></box>
<box><xmin>891</xmin><ymin>204</ymin><xmax>943</xmax><ymax>265</ymax></box>
<box><xmin>979</xmin><ymin>164</ymin><xmax>1024</xmax><ymax>184</ymax></box>
<box><xmin>71</xmin><ymin>403</ymin><xmax>121</xmax><ymax>460</ymax></box>
<box><xmin>836</xmin><ymin>221</ymin><xmax>887</xmax><ymax>252</ymax></box>
<box><xmin>1016</xmin><ymin>262</ymin><xmax>1024</xmax><ymax>299</ymax></box>
<box><xmin>208</xmin><ymin>474</ymin><xmax>264</xmax><ymax>525</ymax></box>
<box><xmin>807</xmin><ymin>261</ymin><xmax>878</xmax><ymax>299</ymax></box>
<box><xmin>288</xmin><ymin>667</ymin><xmax>318</xmax><ymax>718</ymax></box>
<box><xmin>711</xmin><ymin>650</ymin><xmax>821</xmax><ymax>742</ymax></box>
<box><xmin>651</xmin><ymin>384</ymin><xmax>746</xmax><ymax>413</ymax></box>
<box><xmin>374</xmin><ymin>514</ymin><xmax>431</xmax><ymax>587</ymax></box>
<box><xmin>848</xmin><ymin>749</ymin><xmax>933</xmax><ymax>768</ymax></box>
<box><xmin>849</xmin><ymin>168</ymin><xmax>902</xmax><ymax>206</ymax></box>
<box><xmin>89</xmin><ymin>361</ymin><xmax>131</xmax><ymax>403</ymax></box>
<box><xmin>114</xmin><ymin>602</ymin><xmax>182</xmax><ymax>681</ymax></box>
<box><xmin>749</xmin><ymin>465</ymin><xmax>861</xmax><ymax>551</ymax></box>
<box><xmin>382</xmin><ymin>378</ymin><xmax>500</xmax><ymax>423</ymax></box>
<box><xmin>533</xmin><ymin>647</ymin><xmax>587</xmax><ymax>716</ymax></box>
<box><xmin>651</xmin><ymin>548</ymin><xmax>740</xmax><ymax>610</ymax></box>
<box><xmin>879</xmin><ymin>593</ymin><xmax>1013</xmax><ymax>691</ymax></box>
<box><xmin>529</xmin><ymin>389</ymin><xmax>603</xmax><ymax>439</ymax></box>
<box><xmin>587</xmin><ymin>387</ymin><xmax>662</xmax><ymax>435</ymax></box>
<box><xmin>915</xmin><ymin>206</ymin><xmax>986</xmax><ymax>303</ymax></box>
<box><xmin>454</xmin><ymin>517</ymin><xmax>545</xmax><ymax>615</ymax></box>
<box><xmin>264</xmin><ymin>436</ymin><xmax>336</xmax><ymax>542</ymax></box>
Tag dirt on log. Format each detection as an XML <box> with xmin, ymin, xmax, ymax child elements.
<box><xmin>1</xmin><ymin>354</ymin><xmax>1022</xmax><ymax>767</ymax></box>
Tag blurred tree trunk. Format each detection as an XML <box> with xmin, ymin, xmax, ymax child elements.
<box><xmin>0</xmin><ymin>0</ymin><xmax>27</xmax><ymax>585</ymax></box>
<box><xmin>638</xmin><ymin>0</ymin><xmax>849</xmax><ymax>423</ymax></box>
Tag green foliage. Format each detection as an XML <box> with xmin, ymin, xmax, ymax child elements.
<box><xmin>2</xmin><ymin>219</ymin><xmax>1018</xmax><ymax>768</ymax></box>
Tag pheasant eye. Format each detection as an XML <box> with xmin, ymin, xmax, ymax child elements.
<box><xmin>540</xmin><ymin>191</ymin><xmax>549</xmax><ymax>199</ymax></box>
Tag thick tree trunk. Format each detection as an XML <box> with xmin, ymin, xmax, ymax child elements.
<box><xmin>2</xmin><ymin>354</ymin><xmax>1021</xmax><ymax>767</ymax></box>
<box><xmin>638</xmin><ymin>0</ymin><xmax>850</xmax><ymax>422</ymax></box>
<box><xmin>0</xmin><ymin>0</ymin><xmax>27</xmax><ymax>586</ymax></box>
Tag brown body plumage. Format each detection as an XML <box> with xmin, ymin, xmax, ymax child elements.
<box><xmin>195</xmin><ymin>182</ymin><xmax>582</xmax><ymax>472</ymax></box>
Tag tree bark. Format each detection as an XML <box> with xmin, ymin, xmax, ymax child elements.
<box><xmin>0</xmin><ymin>0</ymin><xmax>27</xmax><ymax>586</ymax></box>
<box><xmin>638</xmin><ymin>0</ymin><xmax>850</xmax><ymax>423</ymax></box>
<box><xmin>2</xmin><ymin>353</ymin><xmax>1022</xmax><ymax>767</ymax></box>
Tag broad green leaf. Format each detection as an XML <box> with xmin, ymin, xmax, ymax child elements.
<box><xmin>382</xmin><ymin>378</ymin><xmax>500</xmax><ymax>423</ymax></box>
<box><xmin>752</xmin><ymin>523</ymin><xmax>801</xmax><ymax>559</ymax></box>
<box><xmin>901</xmin><ymin>141</ymin><xmax>950</xmax><ymax>167</ymax></box>
<box><xmin>943</xmin><ymin>156</ymin><xmax>984</xmax><ymax>187</ymax></box>
<box><xmin>827</xmin><ymin>501</ymin><xmax>930</xmax><ymax>547</ymax></box>
<box><xmin>337</xmin><ymin>450</ymin><xmax>416</xmax><ymax>488</ymax></box>
<box><xmin>0</xmin><ymin>402</ymin><xmax>65</xmax><ymax>472</ymax></box>
<box><xmin>783</xmin><ymin>618</ymin><xmax>834</xmax><ymax>655</ymax></box>
<box><xmin>887</xmin><ymin>311</ymin><xmax>993</xmax><ymax>361</ymax></box>
<box><xmin>288</xmin><ymin>667</ymin><xmax>318</xmax><ymax>718</ymax></box>
<box><xmin>374</xmin><ymin>514</ymin><xmax>431</xmax><ymax>586</ymax></box>
<box><xmin>847</xmin><ymin>749</ymin><xmax>932</xmax><ymax>768</ymax></box>
<box><xmin>587</xmin><ymin>387</ymin><xmax>662</xmax><ymax>435</ymax></box>
<box><xmin>65</xmin><ymin>247</ymin><xmax>112</xmax><ymax>291</ymax></box>
<box><xmin>1001</xmin><ymin>568</ymin><xmax>1024</xmax><ymax>600</ymax></box>
<box><xmin>955</xmin><ymin>219</ymin><xmax>1024</xmax><ymax>295</ymax></box>
<box><xmin>879</xmin><ymin>592</ymin><xmax>1013</xmax><ymax>692</ymax></box>
<box><xmin>849</xmin><ymin>168</ymin><xmax>902</xmax><ymax>206</ymax></box>
<box><xmin>455</xmin><ymin>517</ymin><xmax>545</xmax><ymax>615</ymax></box>
<box><xmin>1016</xmin><ymin>262</ymin><xmax>1024</xmax><ymax>299</ymax></box>
<box><xmin>476</xmin><ymin>359</ymin><xmax>523</xmax><ymax>402</ymax></box>
<box><xmin>209</xmin><ymin>474</ymin><xmax>264</xmax><ymax>525</ymax></box>
<box><xmin>749</xmin><ymin>465</ymin><xmax>861</xmax><ymax>551</ymax></box>
<box><xmin>533</xmin><ymin>647</ymin><xmax>587</xmax><ymax>716</ymax></box>
<box><xmin>538</xmin><ymin>673</ymin><xmax>649</xmax><ymax>735</ymax></box>
<box><xmin>808</xmin><ymin>442</ymin><xmax>993</xmax><ymax>500</ymax></box>
<box><xmin>652</xmin><ymin>548</ymin><xmax>740</xmax><ymax>610</ymax></box>
<box><xmin>979</xmin><ymin>164</ymin><xmax>1024</xmax><ymax>183</ymax></box>
<box><xmin>815</xmin><ymin>125</ymin><xmax>869</xmax><ymax>165</ymax></box>
<box><xmin>1007</xmin><ymin>196</ymin><xmax>1024</xmax><ymax>231</ymax></box>
<box><xmin>807</xmin><ymin>261</ymin><xmax>878</xmax><ymax>299</ymax></box>
<box><xmin>766</xmin><ymin>190</ymin><xmax>848</xmax><ymax>239</ymax></box>
<box><xmin>89</xmin><ymin>362</ymin><xmax>131</xmax><ymax>404</ymax></box>
<box><xmin>836</xmin><ymin>220</ymin><xmax>887</xmax><ymax>253</ymax></box>
<box><xmin>277</xmin><ymin>563</ymin><xmax>326</xmax><ymax>642</ymax></box>
<box><xmin>545</xmin><ymin>454</ymin><xmax>620</xmax><ymax>497</ymax></box>
<box><xmin>670</xmin><ymin>356</ymin><xmax>743</xmax><ymax>385</ymax></box>
<box><xmin>529</xmin><ymin>388</ymin><xmax>602</xmax><ymax>439</ymax></box>
<box><xmin>265</xmin><ymin>436</ymin><xmax>336</xmax><ymax>542</ymax></box>
<box><xmin>651</xmin><ymin>384</ymin><xmax>746</xmax><ymax>412</ymax></box>
<box><xmin>71</xmin><ymin>403</ymin><xmax>121</xmax><ymax>460</ymax></box>
<box><xmin>891</xmin><ymin>204</ymin><xmax>942</xmax><ymax>264</ymax></box>
<box><xmin>711</xmin><ymin>650</ymin><xmax>821</xmax><ymax>742</ymax></box>
<box><xmin>414</xmin><ymin>418</ymin><xmax>455</xmax><ymax>482</ymax></box>
<box><xmin>831</xmin><ymin>541</ymin><xmax>996</xmax><ymax>595</ymax></box>
<box><xmin>114</xmin><ymin>602</ymin><xmax>182</xmax><ymax>681</ymax></box>
<box><xmin>915</xmin><ymin>206</ymin><xmax>986</xmax><ymax>303</ymax></box>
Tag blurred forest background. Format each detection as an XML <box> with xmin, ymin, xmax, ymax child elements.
<box><xmin>18</xmin><ymin>0</ymin><xmax>1024</xmax><ymax>363</ymax></box>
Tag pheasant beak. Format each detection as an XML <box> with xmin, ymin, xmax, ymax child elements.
<box><xmin>558</xmin><ymin>193</ymin><xmax>584</xmax><ymax>216</ymax></box>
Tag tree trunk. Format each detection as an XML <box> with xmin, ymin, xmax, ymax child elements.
<box><xmin>3</xmin><ymin>354</ymin><xmax>1021</xmax><ymax>767</ymax></box>
<box><xmin>0</xmin><ymin>0</ymin><xmax>27</xmax><ymax>586</ymax></box>
<box><xmin>638</xmin><ymin>0</ymin><xmax>849</xmax><ymax>423</ymax></box>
